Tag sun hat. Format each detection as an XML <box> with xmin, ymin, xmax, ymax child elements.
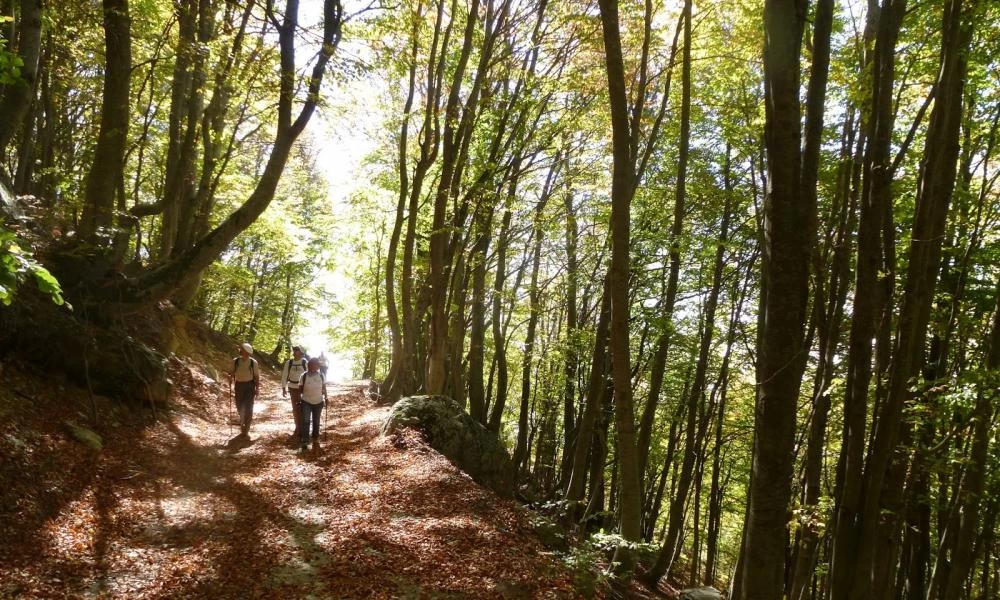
<box><xmin>241</xmin><ymin>343</ymin><xmax>253</xmax><ymax>354</ymax></box>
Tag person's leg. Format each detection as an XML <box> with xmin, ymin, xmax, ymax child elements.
<box><xmin>300</xmin><ymin>402</ymin><xmax>312</xmax><ymax>450</ymax></box>
<box><xmin>311</xmin><ymin>403</ymin><xmax>322</xmax><ymax>439</ymax></box>
<box><xmin>289</xmin><ymin>387</ymin><xmax>303</xmax><ymax>437</ymax></box>
<box><xmin>245</xmin><ymin>390</ymin><xmax>256</xmax><ymax>431</ymax></box>
<box><xmin>235</xmin><ymin>382</ymin><xmax>251</xmax><ymax>433</ymax></box>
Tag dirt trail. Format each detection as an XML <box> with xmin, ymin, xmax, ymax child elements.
<box><xmin>1</xmin><ymin>374</ymin><xmax>578</xmax><ymax>599</ymax></box>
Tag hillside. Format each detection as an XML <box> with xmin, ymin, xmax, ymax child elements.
<box><xmin>0</xmin><ymin>322</ymin><xmax>591</xmax><ymax>599</ymax></box>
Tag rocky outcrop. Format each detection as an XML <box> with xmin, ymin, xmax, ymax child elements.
<box><xmin>0</xmin><ymin>293</ymin><xmax>169</xmax><ymax>407</ymax></box>
<box><xmin>382</xmin><ymin>395</ymin><xmax>514</xmax><ymax>496</ymax></box>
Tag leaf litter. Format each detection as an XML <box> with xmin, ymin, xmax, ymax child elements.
<box><xmin>0</xmin><ymin>355</ymin><xmax>582</xmax><ymax>599</ymax></box>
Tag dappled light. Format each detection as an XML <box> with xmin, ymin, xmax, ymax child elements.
<box><xmin>0</xmin><ymin>359</ymin><xmax>578</xmax><ymax>598</ymax></box>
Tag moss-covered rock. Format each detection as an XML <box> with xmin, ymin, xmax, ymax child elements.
<box><xmin>679</xmin><ymin>587</ymin><xmax>724</xmax><ymax>600</ymax></box>
<box><xmin>382</xmin><ymin>395</ymin><xmax>514</xmax><ymax>496</ymax></box>
<box><xmin>64</xmin><ymin>421</ymin><xmax>103</xmax><ymax>450</ymax></box>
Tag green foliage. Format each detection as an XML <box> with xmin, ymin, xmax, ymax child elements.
<box><xmin>559</xmin><ymin>535</ymin><xmax>614</xmax><ymax>596</ymax></box>
<box><xmin>0</xmin><ymin>226</ymin><xmax>65</xmax><ymax>306</ymax></box>
<box><xmin>0</xmin><ymin>35</ymin><xmax>24</xmax><ymax>85</ymax></box>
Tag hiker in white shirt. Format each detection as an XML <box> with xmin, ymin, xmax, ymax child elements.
<box><xmin>230</xmin><ymin>343</ymin><xmax>259</xmax><ymax>436</ymax></box>
<box><xmin>281</xmin><ymin>345</ymin><xmax>308</xmax><ymax>440</ymax></box>
<box><xmin>297</xmin><ymin>357</ymin><xmax>328</xmax><ymax>452</ymax></box>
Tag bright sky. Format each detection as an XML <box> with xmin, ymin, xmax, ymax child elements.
<box><xmin>292</xmin><ymin>50</ymin><xmax>385</xmax><ymax>382</ymax></box>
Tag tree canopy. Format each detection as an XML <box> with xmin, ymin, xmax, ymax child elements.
<box><xmin>2</xmin><ymin>0</ymin><xmax>1000</xmax><ymax>596</ymax></box>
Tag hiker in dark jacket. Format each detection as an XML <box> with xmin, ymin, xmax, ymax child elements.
<box><xmin>281</xmin><ymin>345</ymin><xmax>308</xmax><ymax>440</ymax></box>
<box><xmin>230</xmin><ymin>343</ymin><xmax>260</xmax><ymax>436</ymax></box>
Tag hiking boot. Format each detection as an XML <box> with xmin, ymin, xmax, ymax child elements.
<box><xmin>240</xmin><ymin>424</ymin><xmax>249</xmax><ymax>436</ymax></box>
<box><xmin>299</xmin><ymin>444</ymin><xmax>309</xmax><ymax>453</ymax></box>
<box><xmin>312</xmin><ymin>439</ymin><xmax>321</xmax><ymax>451</ymax></box>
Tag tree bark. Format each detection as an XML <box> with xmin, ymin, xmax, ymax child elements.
<box><xmin>737</xmin><ymin>0</ymin><xmax>809</xmax><ymax>598</ymax></box>
<box><xmin>848</xmin><ymin>1</ymin><xmax>975</xmax><ymax>597</ymax></box>
<box><xmin>79</xmin><ymin>0</ymin><xmax>131</xmax><ymax>241</ymax></box>
<box><xmin>0</xmin><ymin>0</ymin><xmax>43</xmax><ymax>159</ymax></box>
<box><xmin>596</xmin><ymin>0</ymin><xmax>643</xmax><ymax>570</ymax></box>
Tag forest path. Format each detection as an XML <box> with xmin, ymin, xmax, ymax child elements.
<box><xmin>2</xmin><ymin>372</ymin><xmax>578</xmax><ymax>599</ymax></box>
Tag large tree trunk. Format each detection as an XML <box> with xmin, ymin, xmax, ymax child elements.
<box><xmin>79</xmin><ymin>0</ymin><xmax>131</xmax><ymax>241</ymax></box>
<box><xmin>425</xmin><ymin>0</ymin><xmax>482</xmax><ymax>394</ymax></box>
<box><xmin>737</xmin><ymin>0</ymin><xmax>810</xmax><ymax>598</ymax></box>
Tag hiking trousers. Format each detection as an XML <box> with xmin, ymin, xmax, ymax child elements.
<box><xmin>288</xmin><ymin>387</ymin><xmax>303</xmax><ymax>435</ymax></box>
<box><xmin>234</xmin><ymin>381</ymin><xmax>257</xmax><ymax>430</ymax></box>
<box><xmin>300</xmin><ymin>401</ymin><xmax>323</xmax><ymax>445</ymax></box>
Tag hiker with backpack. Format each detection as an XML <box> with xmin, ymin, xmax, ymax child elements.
<box><xmin>281</xmin><ymin>345</ymin><xmax>308</xmax><ymax>440</ymax></box>
<box><xmin>230</xmin><ymin>342</ymin><xmax>260</xmax><ymax>436</ymax></box>
<box><xmin>297</xmin><ymin>356</ymin><xmax>328</xmax><ymax>452</ymax></box>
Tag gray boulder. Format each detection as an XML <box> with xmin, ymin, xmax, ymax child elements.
<box><xmin>382</xmin><ymin>395</ymin><xmax>514</xmax><ymax>495</ymax></box>
<box><xmin>679</xmin><ymin>587</ymin><xmax>724</xmax><ymax>600</ymax></box>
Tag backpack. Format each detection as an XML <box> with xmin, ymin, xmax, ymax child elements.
<box><xmin>233</xmin><ymin>356</ymin><xmax>257</xmax><ymax>377</ymax></box>
<box><xmin>286</xmin><ymin>358</ymin><xmax>307</xmax><ymax>382</ymax></box>
<box><xmin>300</xmin><ymin>370</ymin><xmax>326</xmax><ymax>392</ymax></box>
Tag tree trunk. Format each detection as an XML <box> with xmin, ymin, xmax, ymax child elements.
<box><xmin>512</xmin><ymin>160</ymin><xmax>558</xmax><ymax>476</ymax></box>
<box><xmin>737</xmin><ymin>0</ymin><xmax>809</xmax><ymax>598</ymax></box>
<box><xmin>596</xmin><ymin>0</ymin><xmax>643</xmax><ymax>571</ymax></box>
<box><xmin>849</xmin><ymin>1</ymin><xmax>975</xmax><ymax>597</ymax></box>
<box><xmin>828</xmin><ymin>2</ymin><xmax>905</xmax><ymax>597</ymax></box>
<box><xmin>126</xmin><ymin>0</ymin><xmax>341</xmax><ymax>305</ymax></box>
<box><xmin>79</xmin><ymin>0</ymin><xmax>131</xmax><ymax>241</ymax></box>
<box><xmin>565</xmin><ymin>276</ymin><xmax>611</xmax><ymax>516</ymax></box>
<box><xmin>787</xmin><ymin>0</ymin><xmax>837</xmax><ymax>595</ymax></box>
<box><xmin>560</xmin><ymin>178</ymin><xmax>579</xmax><ymax>486</ymax></box>
<box><xmin>0</xmin><ymin>0</ymin><xmax>42</xmax><ymax>158</ymax></box>
<box><xmin>426</xmin><ymin>0</ymin><xmax>481</xmax><ymax>394</ymax></box>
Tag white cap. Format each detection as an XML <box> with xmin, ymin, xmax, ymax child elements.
<box><xmin>241</xmin><ymin>343</ymin><xmax>253</xmax><ymax>354</ymax></box>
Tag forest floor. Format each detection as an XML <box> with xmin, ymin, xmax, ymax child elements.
<box><xmin>0</xmin><ymin>354</ymin><xmax>604</xmax><ymax>599</ymax></box>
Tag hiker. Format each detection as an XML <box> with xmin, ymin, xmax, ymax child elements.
<box><xmin>318</xmin><ymin>352</ymin><xmax>329</xmax><ymax>379</ymax></box>
<box><xmin>297</xmin><ymin>357</ymin><xmax>328</xmax><ymax>452</ymax></box>
<box><xmin>230</xmin><ymin>342</ymin><xmax>260</xmax><ymax>436</ymax></box>
<box><xmin>281</xmin><ymin>345</ymin><xmax>308</xmax><ymax>440</ymax></box>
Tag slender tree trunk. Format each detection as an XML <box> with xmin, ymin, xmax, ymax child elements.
<box><xmin>560</xmin><ymin>180</ymin><xmax>579</xmax><ymax>486</ymax></box>
<box><xmin>596</xmin><ymin>0</ymin><xmax>644</xmax><ymax>573</ymax></box>
<box><xmin>849</xmin><ymin>1</ymin><xmax>975</xmax><ymax>597</ymax></box>
<box><xmin>566</xmin><ymin>277</ymin><xmax>611</xmax><ymax>517</ymax></box>
<box><xmin>487</xmin><ymin>169</ymin><xmax>520</xmax><ymax>433</ymax></box>
<box><xmin>466</xmin><ymin>205</ymin><xmax>491</xmax><ymax>422</ymax></box>
<box><xmin>829</xmin><ymin>2</ymin><xmax>905</xmax><ymax>597</ymax></box>
<box><xmin>512</xmin><ymin>160</ymin><xmax>558</xmax><ymax>475</ymax></box>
